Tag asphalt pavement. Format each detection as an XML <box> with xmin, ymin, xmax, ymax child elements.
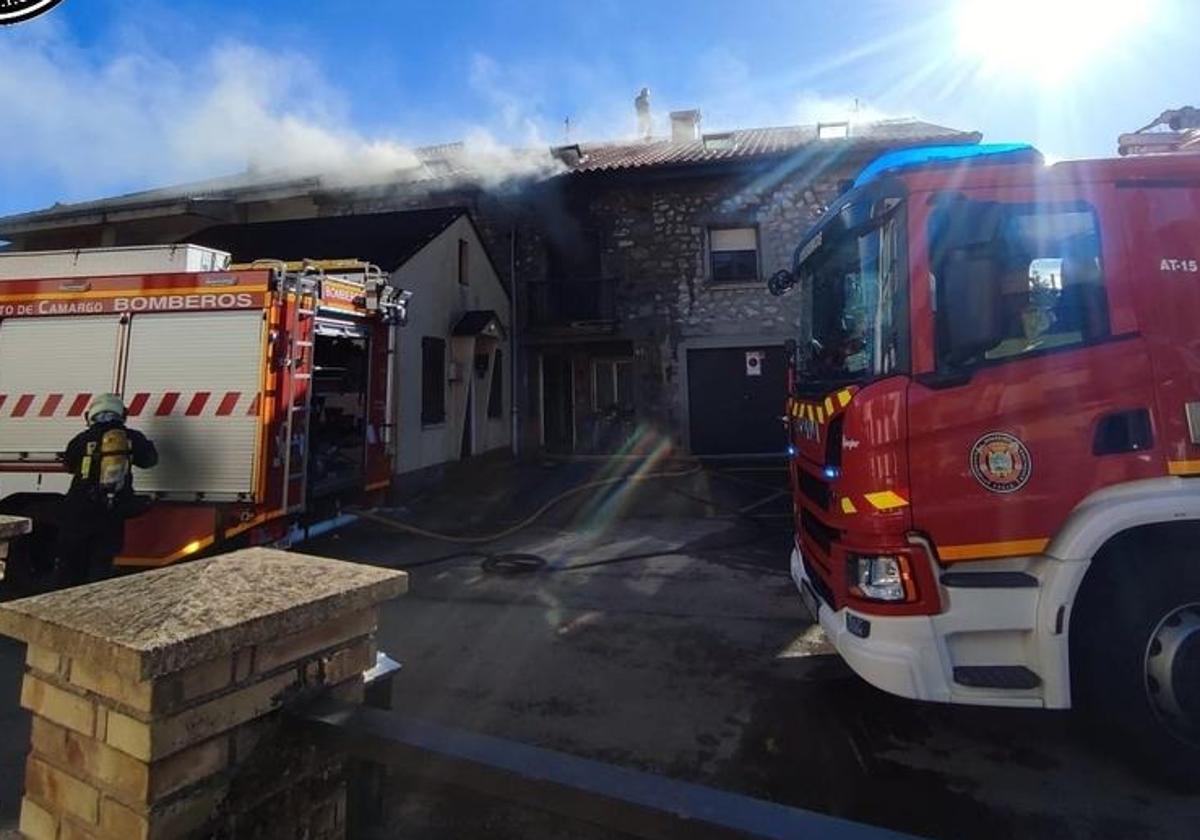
<box><xmin>299</xmin><ymin>457</ymin><xmax>1196</xmax><ymax>840</ymax></box>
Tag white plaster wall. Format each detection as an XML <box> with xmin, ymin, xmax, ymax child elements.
<box><xmin>391</xmin><ymin>215</ymin><xmax>512</xmax><ymax>475</ymax></box>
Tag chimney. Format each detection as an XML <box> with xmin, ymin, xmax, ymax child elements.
<box><xmin>669</xmin><ymin>109</ymin><xmax>702</xmax><ymax>143</ymax></box>
<box><xmin>635</xmin><ymin>88</ymin><xmax>652</xmax><ymax>140</ymax></box>
<box><xmin>551</xmin><ymin>144</ymin><xmax>584</xmax><ymax>168</ymax></box>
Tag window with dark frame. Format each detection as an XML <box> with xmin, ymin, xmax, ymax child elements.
<box><xmin>593</xmin><ymin>359</ymin><xmax>634</xmax><ymax>412</ymax></box>
<box><xmin>487</xmin><ymin>350</ymin><xmax>504</xmax><ymax>418</ymax></box>
<box><xmin>421</xmin><ymin>337</ymin><xmax>446</xmax><ymax>425</ymax></box>
<box><xmin>708</xmin><ymin>226</ymin><xmax>759</xmax><ymax>283</ymax></box>
<box><xmin>458</xmin><ymin>238</ymin><xmax>469</xmax><ymax>285</ymax></box>
<box><xmin>930</xmin><ymin>201</ymin><xmax>1110</xmax><ymax>370</ymax></box>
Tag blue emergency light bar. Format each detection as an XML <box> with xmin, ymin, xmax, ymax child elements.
<box><xmin>853</xmin><ymin>143</ymin><xmax>1042</xmax><ymax>189</ymax></box>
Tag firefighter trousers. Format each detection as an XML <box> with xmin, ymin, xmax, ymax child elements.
<box><xmin>55</xmin><ymin>518</ymin><xmax>122</xmax><ymax>589</ymax></box>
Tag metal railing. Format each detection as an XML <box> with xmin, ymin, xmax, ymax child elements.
<box><xmin>523</xmin><ymin>277</ymin><xmax>618</xmax><ymax>327</ymax></box>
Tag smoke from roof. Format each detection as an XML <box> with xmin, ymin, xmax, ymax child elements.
<box><xmin>0</xmin><ymin>28</ymin><xmax>562</xmax><ymax>211</ymax></box>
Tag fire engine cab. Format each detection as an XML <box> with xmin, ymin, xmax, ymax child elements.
<box><xmin>0</xmin><ymin>245</ymin><xmax>409</xmax><ymax>572</ymax></box>
<box><xmin>769</xmin><ymin>144</ymin><xmax>1200</xmax><ymax>777</ymax></box>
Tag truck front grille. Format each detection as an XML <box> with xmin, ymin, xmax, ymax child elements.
<box><xmin>797</xmin><ymin>469</ymin><xmax>830</xmax><ymax>510</ymax></box>
<box><xmin>800</xmin><ymin>508</ymin><xmax>839</xmax><ymax>556</ymax></box>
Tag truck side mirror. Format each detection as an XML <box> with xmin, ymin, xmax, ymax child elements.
<box><xmin>940</xmin><ymin>251</ymin><xmax>1003</xmax><ymax>366</ymax></box>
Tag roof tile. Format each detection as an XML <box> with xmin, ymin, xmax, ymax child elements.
<box><xmin>568</xmin><ymin>120</ymin><xmax>977</xmax><ymax>173</ymax></box>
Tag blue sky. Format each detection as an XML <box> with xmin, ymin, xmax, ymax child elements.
<box><xmin>1</xmin><ymin>0</ymin><xmax>1196</xmax><ymax>216</ymax></box>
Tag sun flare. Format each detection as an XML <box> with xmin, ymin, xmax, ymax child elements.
<box><xmin>954</xmin><ymin>0</ymin><xmax>1155</xmax><ymax>85</ymax></box>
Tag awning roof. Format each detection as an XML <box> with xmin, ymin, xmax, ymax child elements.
<box><xmin>452</xmin><ymin>310</ymin><xmax>506</xmax><ymax>339</ymax></box>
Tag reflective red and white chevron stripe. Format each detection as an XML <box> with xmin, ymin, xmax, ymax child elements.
<box><xmin>0</xmin><ymin>392</ymin><xmax>261</xmax><ymax>419</ymax></box>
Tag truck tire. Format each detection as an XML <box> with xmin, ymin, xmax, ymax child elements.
<box><xmin>1071</xmin><ymin>535</ymin><xmax>1200</xmax><ymax>789</ymax></box>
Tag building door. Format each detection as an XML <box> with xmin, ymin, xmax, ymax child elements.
<box><xmin>541</xmin><ymin>352</ymin><xmax>574</xmax><ymax>453</ymax></box>
<box><xmin>687</xmin><ymin>346</ymin><xmax>787</xmax><ymax>456</ymax></box>
<box><xmin>590</xmin><ymin>358</ymin><xmax>635</xmax><ymax>451</ymax></box>
<box><xmin>460</xmin><ymin>389</ymin><xmax>473</xmax><ymax>459</ymax></box>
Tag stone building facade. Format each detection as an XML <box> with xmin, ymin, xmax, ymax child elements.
<box><xmin>507</xmin><ymin>168</ymin><xmax>843</xmax><ymax>457</ymax></box>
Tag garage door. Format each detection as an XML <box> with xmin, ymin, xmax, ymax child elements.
<box><xmin>687</xmin><ymin>346</ymin><xmax>787</xmax><ymax>456</ymax></box>
<box><xmin>0</xmin><ymin>315</ymin><xmax>122</xmax><ymax>457</ymax></box>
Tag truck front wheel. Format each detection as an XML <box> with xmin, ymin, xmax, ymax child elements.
<box><xmin>1071</xmin><ymin>536</ymin><xmax>1200</xmax><ymax>789</ymax></box>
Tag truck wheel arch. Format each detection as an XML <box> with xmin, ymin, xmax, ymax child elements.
<box><xmin>1042</xmin><ymin>477</ymin><xmax>1200</xmax><ymax>707</ymax></box>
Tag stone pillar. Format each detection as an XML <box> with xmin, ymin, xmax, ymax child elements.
<box><xmin>0</xmin><ymin>514</ymin><xmax>32</xmax><ymax>583</ymax></box>
<box><xmin>0</xmin><ymin>548</ymin><xmax>406</xmax><ymax>840</ymax></box>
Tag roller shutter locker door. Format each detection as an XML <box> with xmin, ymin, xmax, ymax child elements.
<box><xmin>0</xmin><ymin>315</ymin><xmax>122</xmax><ymax>457</ymax></box>
<box><xmin>123</xmin><ymin>310</ymin><xmax>265</xmax><ymax>498</ymax></box>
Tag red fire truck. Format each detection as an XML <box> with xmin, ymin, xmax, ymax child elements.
<box><xmin>0</xmin><ymin>246</ymin><xmax>408</xmax><ymax>571</ymax></box>
<box><xmin>769</xmin><ymin>144</ymin><xmax>1200</xmax><ymax>777</ymax></box>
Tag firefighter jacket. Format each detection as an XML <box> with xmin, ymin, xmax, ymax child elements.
<box><xmin>63</xmin><ymin>421</ymin><xmax>158</xmax><ymax>515</ymax></box>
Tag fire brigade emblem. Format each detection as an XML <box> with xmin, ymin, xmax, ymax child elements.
<box><xmin>0</xmin><ymin>0</ymin><xmax>65</xmax><ymax>26</ymax></box>
<box><xmin>969</xmin><ymin>432</ymin><xmax>1031</xmax><ymax>494</ymax></box>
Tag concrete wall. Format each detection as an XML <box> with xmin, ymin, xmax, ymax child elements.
<box><xmin>391</xmin><ymin>215</ymin><xmax>512</xmax><ymax>475</ymax></box>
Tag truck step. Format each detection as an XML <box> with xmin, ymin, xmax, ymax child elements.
<box><xmin>939</xmin><ymin>571</ymin><xmax>1038</xmax><ymax>588</ymax></box>
<box><xmin>952</xmin><ymin>666</ymin><xmax>1041</xmax><ymax>690</ymax></box>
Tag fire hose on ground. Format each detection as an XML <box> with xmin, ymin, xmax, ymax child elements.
<box><xmin>344</xmin><ymin>461</ymin><xmax>792</xmax><ymax>577</ymax></box>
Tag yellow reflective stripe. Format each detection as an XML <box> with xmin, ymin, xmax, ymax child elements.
<box><xmin>840</xmin><ymin>497</ymin><xmax>857</xmax><ymax>514</ymax></box>
<box><xmin>1167</xmin><ymin>459</ymin><xmax>1200</xmax><ymax>476</ymax></box>
<box><xmin>939</xmin><ymin>538</ymin><xmax>1050</xmax><ymax>563</ymax></box>
<box><xmin>824</xmin><ymin>397</ymin><xmax>835</xmax><ymax>414</ymax></box>
<box><xmin>837</xmin><ymin>389</ymin><xmax>853</xmax><ymax>407</ymax></box>
<box><xmin>0</xmin><ymin>285</ymin><xmax>269</xmax><ymax>303</ymax></box>
<box><xmin>816</xmin><ymin>407</ymin><xmax>825</xmax><ymax>423</ymax></box>
<box><xmin>116</xmin><ymin>535</ymin><xmax>216</xmax><ymax>568</ymax></box>
<box><xmin>804</xmin><ymin>404</ymin><xmax>814</xmax><ymax>421</ymax></box>
<box><xmin>864</xmin><ymin>491</ymin><xmax>909</xmax><ymax>511</ymax></box>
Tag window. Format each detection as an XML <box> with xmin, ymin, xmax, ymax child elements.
<box><xmin>817</xmin><ymin>121</ymin><xmax>850</xmax><ymax>140</ymax></box>
<box><xmin>929</xmin><ymin>199</ymin><xmax>1109</xmax><ymax>369</ymax></box>
<box><xmin>421</xmin><ymin>337</ymin><xmax>446</xmax><ymax>425</ymax></box>
<box><xmin>457</xmin><ymin>239</ymin><xmax>469</xmax><ymax>285</ymax></box>
<box><xmin>799</xmin><ymin>200</ymin><xmax>908</xmax><ymax>386</ymax></box>
<box><xmin>702</xmin><ymin>132</ymin><xmax>735</xmax><ymax>151</ymax></box>
<box><xmin>593</xmin><ymin>359</ymin><xmax>634</xmax><ymax>413</ymax></box>
<box><xmin>709</xmin><ymin>227</ymin><xmax>759</xmax><ymax>283</ymax></box>
<box><xmin>547</xmin><ymin>227</ymin><xmax>602</xmax><ymax>279</ymax></box>
<box><xmin>488</xmin><ymin>350</ymin><xmax>504</xmax><ymax>418</ymax></box>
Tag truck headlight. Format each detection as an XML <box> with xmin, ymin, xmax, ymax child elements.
<box><xmin>848</xmin><ymin>554</ymin><xmax>911</xmax><ymax>602</ymax></box>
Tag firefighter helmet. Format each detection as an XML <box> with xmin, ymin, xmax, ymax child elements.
<box><xmin>85</xmin><ymin>393</ymin><xmax>127</xmax><ymax>425</ymax></box>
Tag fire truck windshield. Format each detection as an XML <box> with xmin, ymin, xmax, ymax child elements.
<box><xmin>797</xmin><ymin>206</ymin><xmax>905</xmax><ymax>391</ymax></box>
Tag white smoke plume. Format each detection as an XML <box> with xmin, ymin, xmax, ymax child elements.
<box><xmin>0</xmin><ymin>28</ymin><xmax>561</xmax><ymax>212</ymax></box>
<box><xmin>790</xmin><ymin>94</ymin><xmax>900</xmax><ymax>127</ymax></box>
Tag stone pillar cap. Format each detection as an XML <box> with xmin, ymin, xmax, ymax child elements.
<box><xmin>0</xmin><ymin>548</ymin><xmax>406</xmax><ymax>681</ymax></box>
<box><xmin>0</xmin><ymin>515</ymin><xmax>32</xmax><ymax>541</ymax></box>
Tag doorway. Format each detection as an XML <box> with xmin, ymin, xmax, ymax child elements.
<box><xmin>541</xmin><ymin>352</ymin><xmax>574</xmax><ymax>453</ymax></box>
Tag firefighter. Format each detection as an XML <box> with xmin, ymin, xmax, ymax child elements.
<box><xmin>56</xmin><ymin>394</ymin><xmax>158</xmax><ymax>587</ymax></box>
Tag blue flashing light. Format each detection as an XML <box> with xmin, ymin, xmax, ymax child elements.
<box><xmin>787</xmin><ymin>445</ymin><xmax>798</xmax><ymax>457</ymax></box>
<box><xmin>853</xmin><ymin>143</ymin><xmax>1041</xmax><ymax>189</ymax></box>
<box><xmin>823</xmin><ymin>465</ymin><xmax>841</xmax><ymax>480</ymax></box>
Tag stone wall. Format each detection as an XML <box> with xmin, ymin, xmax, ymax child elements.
<box><xmin>480</xmin><ymin>164</ymin><xmax>851</xmax><ymax>451</ymax></box>
<box><xmin>0</xmin><ymin>515</ymin><xmax>31</xmax><ymax>584</ymax></box>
